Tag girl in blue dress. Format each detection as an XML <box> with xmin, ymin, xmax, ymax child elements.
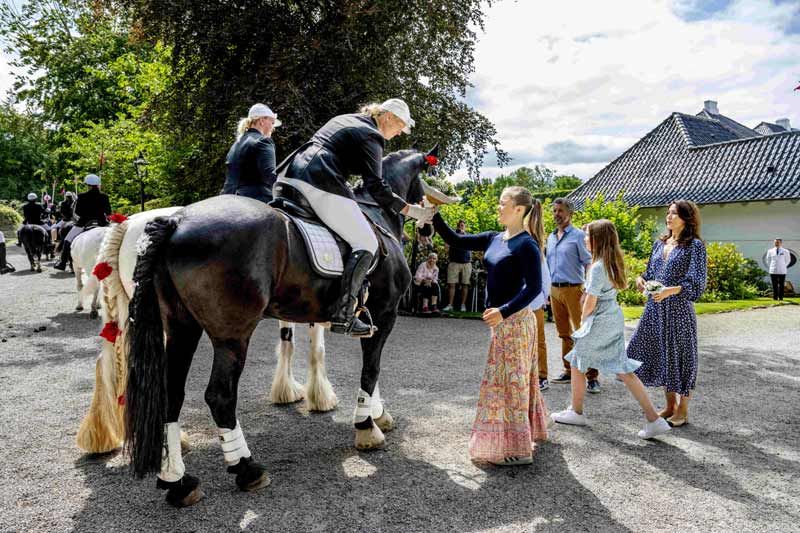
<box><xmin>551</xmin><ymin>219</ymin><xmax>671</xmax><ymax>439</ymax></box>
<box><xmin>627</xmin><ymin>200</ymin><xmax>707</xmax><ymax>427</ymax></box>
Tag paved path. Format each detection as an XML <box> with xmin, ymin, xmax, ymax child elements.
<box><xmin>1</xmin><ymin>246</ymin><xmax>799</xmax><ymax>532</ymax></box>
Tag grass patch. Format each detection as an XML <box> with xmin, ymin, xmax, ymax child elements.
<box><xmin>623</xmin><ymin>297</ymin><xmax>800</xmax><ymax>321</ymax></box>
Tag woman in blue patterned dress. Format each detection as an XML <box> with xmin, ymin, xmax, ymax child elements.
<box><xmin>627</xmin><ymin>200</ymin><xmax>707</xmax><ymax>427</ymax></box>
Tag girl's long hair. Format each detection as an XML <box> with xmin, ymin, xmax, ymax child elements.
<box><xmin>525</xmin><ymin>199</ymin><xmax>545</xmax><ymax>251</ymax></box>
<box><xmin>660</xmin><ymin>199</ymin><xmax>702</xmax><ymax>246</ymax></box>
<box><xmin>587</xmin><ymin>219</ymin><xmax>626</xmax><ymax>290</ymax></box>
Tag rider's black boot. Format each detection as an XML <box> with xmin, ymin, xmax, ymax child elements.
<box><xmin>53</xmin><ymin>240</ymin><xmax>70</xmax><ymax>271</ymax></box>
<box><xmin>330</xmin><ymin>250</ymin><xmax>374</xmax><ymax>338</ymax></box>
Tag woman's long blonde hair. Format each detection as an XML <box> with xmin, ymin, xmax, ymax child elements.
<box><xmin>587</xmin><ymin>219</ymin><xmax>626</xmax><ymax>289</ymax></box>
<box><xmin>525</xmin><ymin>199</ymin><xmax>545</xmax><ymax>250</ymax></box>
<box><xmin>236</xmin><ymin>117</ymin><xmax>264</xmax><ymax>140</ymax></box>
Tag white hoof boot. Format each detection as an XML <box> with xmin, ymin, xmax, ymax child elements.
<box><xmin>355</xmin><ymin>424</ymin><xmax>385</xmax><ymax>450</ymax></box>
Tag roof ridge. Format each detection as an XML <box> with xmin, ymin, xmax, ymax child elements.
<box><xmin>672</xmin><ymin>113</ymin><xmax>695</xmax><ymax>147</ymax></box>
<box><xmin>689</xmin><ymin>129</ymin><xmax>800</xmax><ymax>150</ymax></box>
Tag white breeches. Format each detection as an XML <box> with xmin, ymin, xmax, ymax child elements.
<box><xmin>277</xmin><ymin>178</ymin><xmax>378</xmax><ymax>254</ymax></box>
<box><xmin>65</xmin><ymin>225</ymin><xmax>85</xmax><ymax>244</ymax></box>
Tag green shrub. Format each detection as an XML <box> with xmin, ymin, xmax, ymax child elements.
<box><xmin>0</xmin><ymin>204</ymin><xmax>22</xmax><ymax>234</ymax></box>
<box><xmin>618</xmin><ymin>252</ymin><xmax>647</xmax><ymax>305</ymax></box>
<box><xmin>705</xmin><ymin>242</ymin><xmax>760</xmax><ymax>300</ymax></box>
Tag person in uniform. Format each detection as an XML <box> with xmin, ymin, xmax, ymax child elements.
<box><xmin>275</xmin><ymin>98</ymin><xmax>434</xmax><ymax>337</ymax></box>
<box><xmin>221</xmin><ymin>103</ymin><xmax>281</xmax><ymax>203</ymax></box>
<box><xmin>17</xmin><ymin>193</ymin><xmax>50</xmax><ymax>246</ymax></box>
<box><xmin>54</xmin><ymin>174</ymin><xmax>111</xmax><ymax>270</ymax></box>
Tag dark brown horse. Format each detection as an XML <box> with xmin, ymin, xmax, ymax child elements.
<box><xmin>125</xmin><ymin>148</ymin><xmax>433</xmax><ymax>507</ymax></box>
<box><xmin>18</xmin><ymin>224</ymin><xmax>47</xmax><ymax>272</ymax></box>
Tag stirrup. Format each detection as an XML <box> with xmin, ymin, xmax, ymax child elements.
<box><xmin>330</xmin><ymin>308</ymin><xmax>376</xmax><ymax>338</ymax></box>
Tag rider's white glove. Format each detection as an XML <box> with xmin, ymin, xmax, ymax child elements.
<box><xmin>405</xmin><ymin>204</ymin><xmax>435</xmax><ymax>224</ymax></box>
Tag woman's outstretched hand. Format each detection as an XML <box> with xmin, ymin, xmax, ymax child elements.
<box><xmin>482</xmin><ymin>307</ymin><xmax>503</xmax><ymax>327</ymax></box>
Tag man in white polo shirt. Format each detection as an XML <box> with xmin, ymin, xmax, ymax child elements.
<box><xmin>766</xmin><ymin>238</ymin><xmax>791</xmax><ymax>301</ymax></box>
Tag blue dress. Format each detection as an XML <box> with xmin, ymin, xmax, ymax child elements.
<box><xmin>627</xmin><ymin>239</ymin><xmax>707</xmax><ymax>396</ymax></box>
<box><xmin>565</xmin><ymin>261</ymin><xmax>641</xmax><ymax>375</ymax></box>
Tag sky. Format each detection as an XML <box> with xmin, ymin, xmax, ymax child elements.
<box><xmin>452</xmin><ymin>0</ymin><xmax>800</xmax><ymax>182</ymax></box>
<box><xmin>1</xmin><ymin>0</ymin><xmax>799</xmax><ymax>184</ymax></box>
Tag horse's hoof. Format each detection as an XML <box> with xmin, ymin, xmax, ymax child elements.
<box><xmin>228</xmin><ymin>457</ymin><xmax>270</xmax><ymax>492</ymax></box>
<box><xmin>270</xmin><ymin>381</ymin><xmax>305</xmax><ymax>405</ymax></box>
<box><xmin>375</xmin><ymin>410</ymin><xmax>394</xmax><ymax>433</ymax></box>
<box><xmin>180</xmin><ymin>431</ymin><xmax>190</xmax><ymax>454</ymax></box>
<box><xmin>36</xmin><ymin>267</ymin><xmax>42</xmax><ymax>273</ymax></box>
<box><xmin>355</xmin><ymin>424</ymin><xmax>385</xmax><ymax>450</ymax></box>
<box><xmin>89</xmin><ymin>310</ymin><xmax>99</xmax><ymax>319</ymax></box>
<box><xmin>75</xmin><ymin>305</ymin><xmax>84</xmax><ymax>312</ymax></box>
<box><xmin>158</xmin><ymin>474</ymin><xmax>204</xmax><ymax>508</ymax></box>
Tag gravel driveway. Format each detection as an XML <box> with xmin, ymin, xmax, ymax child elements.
<box><xmin>1</xmin><ymin>245</ymin><xmax>798</xmax><ymax>533</ymax></box>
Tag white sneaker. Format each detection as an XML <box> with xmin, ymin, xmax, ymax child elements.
<box><xmin>442</xmin><ymin>305</ymin><xmax>453</xmax><ymax>312</ymax></box>
<box><xmin>551</xmin><ymin>407</ymin><xmax>587</xmax><ymax>426</ymax></box>
<box><xmin>460</xmin><ymin>304</ymin><xmax>467</xmax><ymax>312</ymax></box>
<box><xmin>638</xmin><ymin>417</ymin><xmax>671</xmax><ymax>439</ymax></box>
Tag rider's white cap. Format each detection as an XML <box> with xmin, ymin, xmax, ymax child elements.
<box><xmin>84</xmin><ymin>174</ymin><xmax>101</xmax><ymax>186</ymax></box>
<box><xmin>27</xmin><ymin>193</ymin><xmax>37</xmax><ymax>201</ymax></box>
<box><xmin>379</xmin><ymin>98</ymin><xmax>415</xmax><ymax>134</ymax></box>
<box><xmin>248</xmin><ymin>103</ymin><xmax>282</xmax><ymax>127</ymax></box>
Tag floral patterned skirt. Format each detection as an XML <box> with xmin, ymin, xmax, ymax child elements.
<box><xmin>469</xmin><ymin>308</ymin><xmax>548</xmax><ymax>463</ymax></box>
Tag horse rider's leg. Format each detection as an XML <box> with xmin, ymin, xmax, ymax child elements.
<box><xmin>207</xmin><ymin>336</ymin><xmax>270</xmax><ymax>492</ymax></box>
<box><xmin>306</xmin><ymin>323</ymin><xmax>337</xmax><ymax>412</ymax></box>
<box><xmin>353</xmin><ymin>311</ymin><xmax>398</xmax><ymax>450</ymax></box>
<box><xmin>156</xmin><ymin>314</ymin><xmax>204</xmax><ymax>508</ymax></box>
<box><xmin>75</xmin><ymin>265</ymin><xmax>84</xmax><ymax>311</ymax></box>
<box><xmin>270</xmin><ymin>321</ymin><xmax>305</xmax><ymax>404</ymax></box>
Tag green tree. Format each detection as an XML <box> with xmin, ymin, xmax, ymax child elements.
<box><xmin>0</xmin><ymin>104</ymin><xmax>51</xmax><ymax>200</ymax></box>
<box><xmin>553</xmin><ymin>175</ymin><xmax>582</xmax><ymax>190</ymax></box>
<box><xmin>571</xmin><ymin>193</ymin><xmax>656</xmax><ymax>259</ymax></box>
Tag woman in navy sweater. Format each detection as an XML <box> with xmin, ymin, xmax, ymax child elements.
<box><xmin>432</xmin><ymin>186</ymin><xmax>548</xmax><ymax>466</ymax></box>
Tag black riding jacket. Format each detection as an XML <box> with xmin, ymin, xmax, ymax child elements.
<box><xmin>22</xmin><ymin>201</ymin><xmax>45</xmax><ymax>225</ymax></box>
<box><xmin>59</xmin><ymin>198</ymin><xmax>74</xmax><ymax>221</ymax></box>
<box><xmin>74</xmin><ymin>188</ymin><xmax>111</xmax><ymax>227</ymax></box>
<box><xmin>278</xmin><ymin>113</ymin><xmax>406</xmax><ymax>213</ymax></box>
<box><xmin>222</xmin><ymin>128</ymin><xmax>277</xmax><ymax>201</ymax></box>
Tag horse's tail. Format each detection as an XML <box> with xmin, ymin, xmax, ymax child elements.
<box><xmin>125</xmin><ymin>215</ymin><xmax>180</xmax><ymax>477</ymax></box>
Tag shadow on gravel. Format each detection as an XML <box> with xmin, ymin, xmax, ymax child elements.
<box><xmin>69</xmin><ymin>411</ymin><xmax>632</xmax><ymax>532</ymax></box>
<box><xmin>9</xmin><ymin>269</ymin><xmax>39</xmax><ymax>276</ymax></box>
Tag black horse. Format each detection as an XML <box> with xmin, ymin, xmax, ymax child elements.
<box><xmin>125</xmin><ymin>148</ymin><xmax>433</xmax><ymax>506</ymax></box>
<box><xmin>18</xmin><ymin>224</ymin><xmax>47</xmax><ymax>272</ymax></box>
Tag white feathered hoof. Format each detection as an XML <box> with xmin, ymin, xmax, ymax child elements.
<box><xmin>354</xmin><ymin>424</ymin><xmax>385</xmax><ymax>450</ymax></box>
<box><xmin>180</xmin><ymin>431</ymin><xmax>190</xmax><ymax>454</ymax></box>
<box><xmin>270</xmin><ymin>379</ymin><xmax>305</xmax><ymax>404</ymax></box>
<box><xmin>306</xmin><ymin>379</ymin><xmax>338</xmax><ymax>412</ymax></box>
<box><xmin>375</xmin><ymin>410</ymin><xmax>394</xmax><ymax>433</ymax></box>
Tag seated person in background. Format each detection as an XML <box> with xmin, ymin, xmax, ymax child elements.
<box><xmin>414</xmin><ymin>252</ymin><xmax>440</xmax><ymax>314</ymax></box>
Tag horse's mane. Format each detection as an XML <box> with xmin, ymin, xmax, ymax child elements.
<box><xmin>353</xmin><ymin>149</ymin><xmax>421</xmax><ymax>199</ymax></box>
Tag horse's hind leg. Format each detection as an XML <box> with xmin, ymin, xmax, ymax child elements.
<box><xmin>157</xmin><ymin>313</ymin><xmax>204</xmax><ymax>507</ymax></box>
<box><xmin>88</xmin><ymin>280</ymin><xmax>100</xmax><ymax>319</ymax></box>
<box><xmin>207</xmin><ymin>336</ymin><xmax>270</xmax><ymax>492</ymax></box>
<box><xmin>270</xmin><ymin>321</ymin><xmax>305</xmax><ymax>404</ymax></box>
<box><xmin>75</xmin><ymin>266</ymin><xmax>84</xmax><ymax>311</ymax></box>
<box><xmin>306</xmin><ymin>324</ymin><xmax>337</xmax><ymax>412</ymax></box>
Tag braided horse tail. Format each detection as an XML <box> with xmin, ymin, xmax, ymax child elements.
<box><xmin>76</xmin><ymin>219</ymin><xmax>131</xmax><ymax>453</ymax></box>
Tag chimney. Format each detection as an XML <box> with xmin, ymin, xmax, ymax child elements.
<box><xmin>703</xmin><ymin>100</ymin><xmax>719</xmax><ymax>115</ymax></box>
<box><xmin>776</xmin><ymin>118</ymin><xmax>791</xmax><ymax>131</ymax></box>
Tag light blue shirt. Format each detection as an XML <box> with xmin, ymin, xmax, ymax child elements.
<box><xmin>530</xmin><ymin>256</ymin><xmax>551</xmax><ymax>310</ymax></box>
<box><xmin>546</xmin><ymin>224</ymin><xmax>591</xmax><ymax>284</ymax></box>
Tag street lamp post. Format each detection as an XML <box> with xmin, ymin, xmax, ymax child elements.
<box><xmin>133</xmin><ymin>151</ymin><xmax>148</xmax><ymax>212</ymax></box>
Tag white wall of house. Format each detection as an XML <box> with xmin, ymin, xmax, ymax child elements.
<box><xmin>639</xmin><ymin>200</ymin><xmax>800</xmax><ymax>291</ymax></box>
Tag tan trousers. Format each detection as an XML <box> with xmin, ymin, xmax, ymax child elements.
<box><xmin>533</xmin><ymin>307</ymin><xmax>548</xmax><ymax>379</ymax></box>
<box><xmin>550</xmin><ymin>285</ymin><xmax>598</xmax><ymax>381</ymax></box>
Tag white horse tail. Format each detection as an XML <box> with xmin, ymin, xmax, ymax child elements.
<box><xmin>76</xmin><ymin>219</ymin><xmax>130</xmax><ymax>453</ymax></box>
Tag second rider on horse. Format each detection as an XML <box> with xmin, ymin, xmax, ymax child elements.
<box><xmin>275</xmin><ymin>98</ymin><xmax>434</xmax><ymax>337</ymax></box>
<box><xmin>54</xmin><ymin>174</ymin><xmax>112</xmax><ymax>271</ymax></box>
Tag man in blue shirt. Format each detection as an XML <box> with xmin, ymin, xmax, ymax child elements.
<box><xmin>547</xmin><ymin>198</ymin><xmax>601</xmax><ymax>393</ymax></box>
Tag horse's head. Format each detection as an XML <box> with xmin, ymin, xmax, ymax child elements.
<box><xmin>378</xmin><ymin>145</ymin><xmax>439</xmax><ymax>205</ymax></box>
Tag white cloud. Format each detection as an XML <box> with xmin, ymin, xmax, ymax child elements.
<box><xmin>456</xmin><ymin>0</ymin><xmax>800</xmax><ymax>182</ymax></box>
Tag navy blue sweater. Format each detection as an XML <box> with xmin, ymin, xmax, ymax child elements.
<box><xmin>433</xmin><ymin>214</ymin><xmax>542</xmax><ymax>318</ymax></box>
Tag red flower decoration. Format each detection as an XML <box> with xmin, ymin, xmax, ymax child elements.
<box><xmin>109</xmin><ymin>213</ymin><xmax>128</xmax><ymax>224</ymax></box>
<box><xmin>99</xmin><ymin>321</ymin><xmax>120</xmax><ymax>343</ymax></box>
<box><xmin>425</xmin><ymin>155</ymin><xmax>439</xmax><ymax>166</ymax></box>
<box><xmin>93</xmin><ymin>261</ymin><xmax>113</xmax><ymax>281</ymax></box>
<box><xmin>118</xmin><ymin>394</ymin><xmax>126</xmax><ymax>406</ymax></box>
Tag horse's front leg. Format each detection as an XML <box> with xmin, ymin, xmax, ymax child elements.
<box><xmin>75</xmin><ymin>266</ymin><xmax>85</xmax><ymax>311</ymax></box>
<box><xmin>354</xmin><ymin>311</ymin><xmax>397</xmax><ymax>450</ymax></box>
<box><xmin>269</xmin><ymin>321</ymin><xmax>305</xmax><ymax>404</ymax></box>
<box><xmin>89</xmin><ymin>279</ymin><xmax>100</xmax><ymax>319</ymax></box>
<box><xmin>306</xmin><ymin>323</ymin><xmax>337</xmax><ymax>411</ymax></box>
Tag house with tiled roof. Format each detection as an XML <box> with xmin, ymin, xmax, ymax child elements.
<box><xmin>569</xmin><ymin>100</ymin><xmax>800</xmax><ymax>288</ymax></box>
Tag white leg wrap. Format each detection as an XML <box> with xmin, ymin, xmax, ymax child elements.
<box><xmin>370</xmin><ymin>384</ymin><xmax>384</xmax><ymax>420</ymax></box>
<box><xmin>218</xmin><ymin>421</ymin><xmax>251</xmax><ymax>465</ymax></box>
<box><xmin>353</xmin><ymin>388</ymin><xmax>372</xmax><ymax>424</ymax></box>
<box><xmin>157</xmin><ymin>422</ymin><xmax>185</xmax><ymax>483</ymax></box>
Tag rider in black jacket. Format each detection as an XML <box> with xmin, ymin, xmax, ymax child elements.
<box><xmin>54</xmin><ymin>174</ymin><xmax>112</xmax><ymax>270</ymax></box>
<box><xmin>22</xmin><ymin>193</ymin><xmax>45</xmax><ymax>225</ymax></box>
<box><xmin>275</xmin><ymin>98</ymin><xmax>434</xmax><ymax>337</ymax></box>
<box><xmin>221</xmin><ymin>103</ymin><xmax>280</xmax><ymax>203</ymax></box>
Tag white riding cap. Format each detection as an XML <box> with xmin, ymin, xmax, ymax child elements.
<box><xmin>248</xmin><ymin>103</ymin><xmax>282</xmax><ymax>127</ymax></box>
<box><xmin>84</xmin><ymin>174</ymin><xmax>101</xmax><ymax>186</ymax></box>
<box><xmin>379</xmin><ymin>98</ymin><xmax>415</xmax><ymax>134</ymax></box>
<box><xmin>27</xmin><ymin>193</ymin><xmax>37</xmax><ymax>201</ymax></box>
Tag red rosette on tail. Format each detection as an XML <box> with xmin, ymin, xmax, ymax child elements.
<box><xmin>99</xmin><ymin>321</ymin><xmax>120</xmax><ymax>343</ymax></box>
<box><xmin>93</xmin><ymin>261</ymin><xmax>113</xmax><ymax>281</ymax></box>
<box><xmin>118</xmin><ymin>395</ymin><xmax>126</xmax><ymax>406</ymax></box>
<box><xmin>109</xmin><ymin>213</ymin><xmax>128</xmax><ymax>224</ymax></box>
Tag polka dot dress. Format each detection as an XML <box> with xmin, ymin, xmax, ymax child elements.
<box><xmin>627</xmin><ymin>239</ymin><xmax>707</xmax><ymax>396</ymax></box>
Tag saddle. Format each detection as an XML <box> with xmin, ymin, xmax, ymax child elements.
<box><xmin>269</xmin><ymin>182</ymin><xmax>390</xmax><ymax>279</ymax></box>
